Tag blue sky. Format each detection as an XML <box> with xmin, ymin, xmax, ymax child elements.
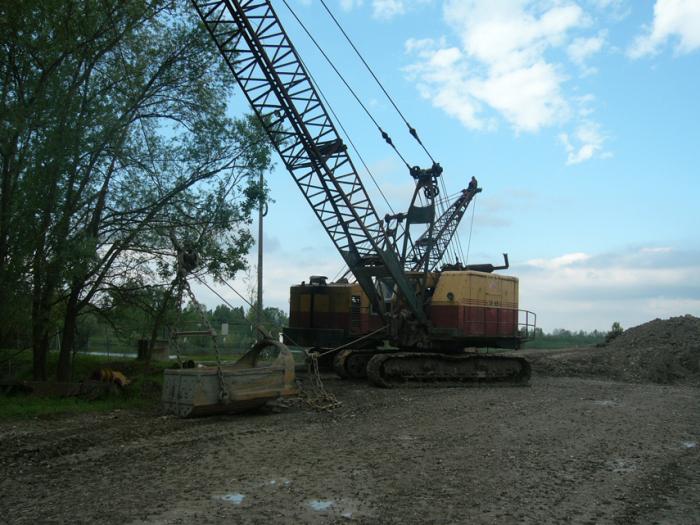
<box><xmin>197</xmin><ymin>0</ymin><xmax>700</xmax><ymax>332</ymax></box>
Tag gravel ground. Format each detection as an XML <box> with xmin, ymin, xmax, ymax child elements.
<box><xmin>1</xmin><ymin>371</ymin><xmax>699</xmax><ymax>524</ymax></box>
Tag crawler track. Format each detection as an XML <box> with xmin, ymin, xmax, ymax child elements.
<box><xmin>333</xmin><ymin>349</ymin><xmax>376</xmax><ymax>379</ymax></box>
<box><xmin>366</xmin><ymin>352</ymin><xmax>531</xmax><ymax>388</ymax></box>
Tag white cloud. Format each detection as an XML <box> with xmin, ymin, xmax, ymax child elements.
<box><xmin>446</xmin><ymin>1</ymin><xmax>585</xmax><ymax>69</ymax></box>
<box><xmin>586</xmin><ymin>0</ymin><xmax>629</xmax><ymax>18</ymax></box>
<box><xmin>629</xmin><ymin>0</ymin><xmax>700</xmax><ymax>58</ymax></box>
<box><xmin>559</xmin><ymin>122</ymin><xmax>606</xmax><ymax>165</ymax></box>
<box><xmin>527</xmin><ymin>252</ymin><xmax>591</xmax><ymax>269</ymax></box>
<box><xmin>567</xmin><ymin>32</ymin><xmax>605</xmax><ymax>74</ymax></box>
<box><xmin>349</xmin><ymin>0</ymin><xmax>431</xmax><ymax>19</ymax></box>
<box><xmin>517</xmin><ymin>246</ymin><xmax>700</xmax><ymax>331</ymax></box>
<box><xmin>469</xmin><ymin>60</ymin><xmax>569</xmax><ymax>132</ymax></box>
<box><xmin>404</xmin><ymin>1</ymin><xmax>613</xmax><ymax>164</ymax></box>
<box><xmin>372</xmin><ymin>0</ymin><xmax>406</xmax><ymax>18</ymax></box>
<box><xmin>441</xmin><ymin>0</ymin><xmax>583</xmax><ymax>132</ymax></box>
<box><xmin>340</xmin><ymin>0</ymin><xmax>364</xmax><ymax>11</ymax></box>
<box><xmin>405</xmin><ymin>32</ymin><xmax>572</xmax><ymax>132</ymax></box>
<box><xmin>640</xmin><ymin>246</ymin><xmax>673</xmax><ymax>254</ymax></box>
<box><xmin>405</xmin><ymin>41</ymin><xmax>485</xmax><ymax>129</ymax></box>
<box><xmin>404</xmin><ymin>0</ymin><xmax>609</xmax><ymax>164</ymax></box>
<box><xmin>587</xmin><ymin>0</ymin><xmax>620</xmax><ymax>7</ymax></box>
<box><xmin>573</xmin><ymin>93</ymin><xmax>596</xmax><ymax>118</ymax></box>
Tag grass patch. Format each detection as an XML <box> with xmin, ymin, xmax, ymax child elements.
<box><xmin>0</xmin><ymin>395</ymin><xmax>155</xmax><ymax>420</ymax></box>
<box><xmin>0</xmin><ymin>345</ymin><xmax>301</xmax><ymax>421</ymax></box>
<box><xmin>0</xmin><ymin>348</ymin><xmax>173</xmax><ymax>421</ymax></box>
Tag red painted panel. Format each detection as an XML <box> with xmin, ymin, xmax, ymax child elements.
<box><xmin>431</xmin><ymin>304</ymin><xmax>518</xmax><ymax>338</ymax></box>
<box><xmin>498</xmin><ymin>309</ymin><xmax>517</xmax><ymax>337</ymax></box>
<box><xmin>485</xmin><ymin>308</ymin><xmax>498</xmax><ymax>336</ymax></box>
<box><xmin>465</xmin><ymin>306</ymin><xmax>485</xmax><ymax>336</ymax></box>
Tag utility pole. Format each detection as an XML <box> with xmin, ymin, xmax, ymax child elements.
<box><xmin>256</xmin><ymin>169</ymin><xmax>264</xmax><ymax>338</ymax></box>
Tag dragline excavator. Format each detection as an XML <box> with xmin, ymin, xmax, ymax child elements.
<box><xmin>191</xmin><ymin>0</ymin><xmax>536</xmax><ymax>387</ymax></box>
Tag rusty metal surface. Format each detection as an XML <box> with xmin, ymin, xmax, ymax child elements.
<box><xmin>161</xmin><ymin>340</ymin><xmax>297</xmax><ymax>418</ymax></box>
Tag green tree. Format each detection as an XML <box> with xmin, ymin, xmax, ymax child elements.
<box><xmin>0</xmin><ymin>1</ymin><xmax>271</xmax><ymax>380</ymax></box>
<box><xmin>246</xmin><ymin>303</ymin><xmax>289</xmax><ymax>339</ymax></box>
<box><xmin>605</xmin><ymin>321</ymin><xmax>624</xmax><ymax>343</ymax></box>
<box><xmin>211</xmin><ymin>304</ymin><xmax>245</xmax><ymax>328</ymax></box>
<box><xmin>98</xmin><ymin>281</ymin><xmax>176</xmax><ymax>352</ymax></box>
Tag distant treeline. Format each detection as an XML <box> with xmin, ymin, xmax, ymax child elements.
<box><xmin>523</xmin><ymin>328</ymin><xmax>606</xmax><ymax>349</ymax></box>
<box><xmin>67</xmin><ymin>303</ymin><xmax>288</xmax><ymax>356</ymax></box>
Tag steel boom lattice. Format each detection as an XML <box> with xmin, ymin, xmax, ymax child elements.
<box><xmin>407</xmin><ymin>186</ymin><xmax>480</xmax><ymax>272</ymax></box>
<box><xmin>191</xmin><ymin>0</ymin><xmax>424</xmax><ymax>320</ymax></box>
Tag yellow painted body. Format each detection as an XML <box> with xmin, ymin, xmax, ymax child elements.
<box><xmin>431</xmin><ymin>271</ymin><xmax>518</xmax><ymax>309</ymax></box>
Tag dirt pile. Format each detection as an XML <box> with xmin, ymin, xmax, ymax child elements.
<box><xmin>528</xmin><ymin>315</ymin><xmax>700</xmax><ymax>385</ymax></box>
<box><xmin>602</xmin><ymin>315</ymin><xmax>700</xmax><ymax>384</ymax></box>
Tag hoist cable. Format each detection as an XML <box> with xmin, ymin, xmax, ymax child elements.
<box><xmin>455</xmin><ymin>214</ymin><xmax>466</xmax><ymax>263</ymax></box>
<box><xmin>454</xmin><ymin>228</ymin><xmax>466</xmax><ymax>264</ymax></box>
<box><xmin>281</xmin><ymin>0</ymin><xmax>411</xmax><ymax>169</ymax></box>
<box><xmin>331</xmin><ymin>265</ymin><xmax>348</xmax><ymax>282</ymax></box>
<box><xmin>465</xmin><ymin>194</ymin><xmax>477</xmax><ymax>265</ymax></box>
<box><xmin>318</xmin><ymin>0</ymin><xmax>436</xmax><ymax>164</ymax></box>
<box><xmin>449</xmin><ymin>181</ymin><xmax>466</xmax><ymax>264</ymax></box>
<box><xmin>298</xmin><ymin>53</ymin><xmax>396</xmax><ymax>215</ymax></box>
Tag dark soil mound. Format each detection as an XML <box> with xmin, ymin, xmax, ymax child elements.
<box><xmin>602</xmin><ymin>315</ymin><xmax>700</xmax><ymax>384</ymax></box>
<box><xmin>529</xmin><ymin>315</ymin><xmax>700</xmax><ymax>385</ymax></box>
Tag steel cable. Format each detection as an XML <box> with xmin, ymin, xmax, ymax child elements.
<box><xmin>297</xmin><ymin>53</ymin><xmax>396</xmax><ymax>215</ymax></box>
<box><xmin>318</xmin><ymin>0</ymin><xmax>436</xmax><ymax>164</ymax></box>
<box><xmin>281</xmin><ymin>0</ymin><xmax>411</xmax><ymax>169</ymax></box>
<box><xmin>465</xmin><ymin>194</ymin><xmax>477</xmax><ymax>265</ymax></box>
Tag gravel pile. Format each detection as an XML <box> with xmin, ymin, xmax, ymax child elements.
<box><xmin>601</xmin><ymin>315</ymin><xmax>700</xmax><ymax>384</ymax></box>
<box><xmin>529</xmin><ymin>315</ymin><xmax>700</xmax><ymax>385</ymax></box>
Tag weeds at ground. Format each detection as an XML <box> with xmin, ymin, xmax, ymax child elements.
<box><xmin>0</xmin><ymin>349</ymin><xmax>172</xmax><ymax>420</ymax></box>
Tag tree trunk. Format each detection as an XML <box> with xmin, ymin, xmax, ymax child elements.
<box><xmin>31</xmin><ymin>259</ymin><xmax>53</xmax><ymax>380</ymax></box>
<box><xmin>31</xmin><ymin>327</ymin><xmax>49</xmax><ymax>381</ymax></box>
<box><xmin>57</xmin><ymin>287</ymin><xmax>81</xmax><ymax>382</ymax></box>
<box><xmin>147</xmin><ymin>287</ymin><xmax>175</xmax><ymax>363</ymax></box>
<box><xmin>31</xmin><ymin>285</ymin><xmax>53</xmax><ymax>381</ymax></box>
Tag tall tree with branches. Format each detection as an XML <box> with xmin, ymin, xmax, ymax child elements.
<box><xmin>0</xmin><ymin>0</ymin><xmax>272</xmax><ymax>380</ymax></box>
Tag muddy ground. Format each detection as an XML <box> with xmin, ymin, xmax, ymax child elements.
<box><xmin>1</xmin><ymin>364</ymin><xmax>699</xmax><ymax>525</ymax></box>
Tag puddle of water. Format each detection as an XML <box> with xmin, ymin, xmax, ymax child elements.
<box><xmin>607</xmin><ymin>458</ymin><xmax>636</xmax><ymax>473</ymax></box>
<box><xmin>592</xmin><ymin>400</ymin><xmax>618</xmax><ymax>407</ymax></box>
<box><xmin>217</xmin><ymin>493</ymin><xmax>245</xmax><ymax>505</ymax></box>
<box><xmin>308</xmin><ymin>499</ymin><xmax>335</xmax><ymax>511</ymax></box>
<box><xmin>264</xmin><ymin>478</ymin><xmax>291</xmax><ymax>487</ymax></box>
<box><xmin>681</xmin><ymin>441</ymin><xmax>697</xmax><ymax>449</ymax></box>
